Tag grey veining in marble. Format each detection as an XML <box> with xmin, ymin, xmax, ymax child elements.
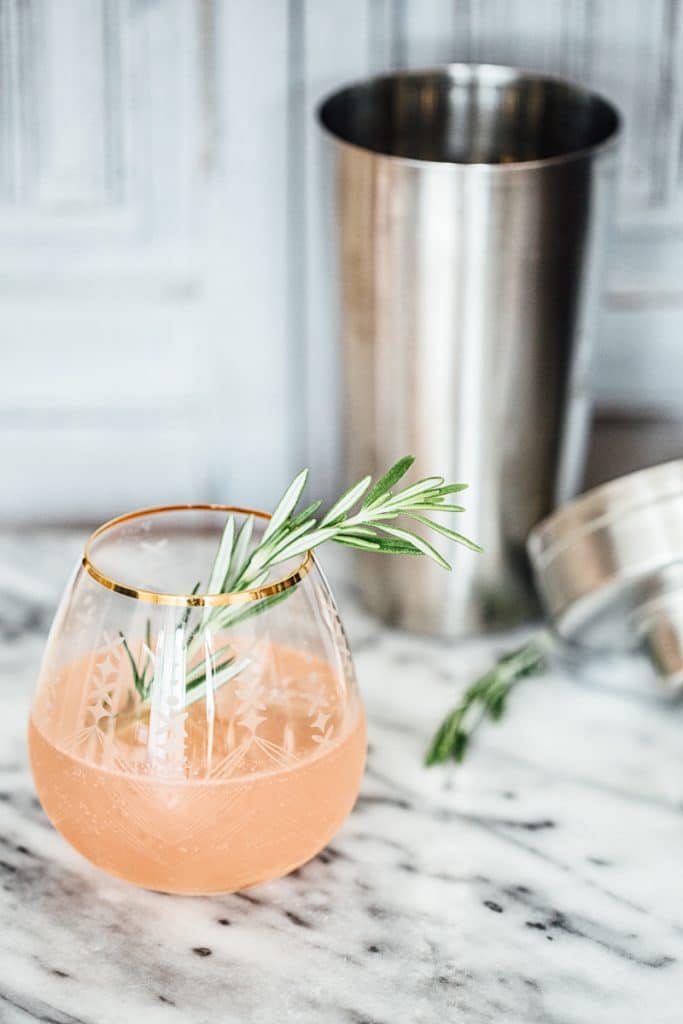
<box><xmin>0</xmin><ymin>529</ymin><xmax>682</xmax><ymax>1024</ymax></box>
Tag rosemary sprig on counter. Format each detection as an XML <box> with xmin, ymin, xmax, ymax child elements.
<box><xmin>425</xmin><ymin>639</ymin><xmax>547</xmax><ymax>765</ymax></box>
<box><xmin>123</xmin><ymin>455</ymin><xmax>480</xmax><ymax>708</ymax></box>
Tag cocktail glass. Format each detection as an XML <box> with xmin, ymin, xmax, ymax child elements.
<box><xmin>28</xmin><ymin>505</ymin><xmax>366</xmax><ymax>894</ymax></box>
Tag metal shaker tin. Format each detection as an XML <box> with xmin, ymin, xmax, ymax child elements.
<box><xmin>527</xmin><ymin>461</ymin><xmax>683</xmax><ymax>692</ymax></box>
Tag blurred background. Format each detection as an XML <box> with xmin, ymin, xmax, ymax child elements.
<box><xmin>0</xmin><ymin>0</ymin><xmax>681</xmax><ymax>525</ymax></box>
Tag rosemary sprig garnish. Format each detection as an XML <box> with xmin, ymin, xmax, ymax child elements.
<box><xmin>424</xmin><ymin>639</ymin><xmax>547</xmax><ymax>765</ymax></box>
<box><xmin>119</xmin><ymin>620</ymin><xmax>153</xmax><ymax>701</ymax></box>
<box><xmin>121</xmin><ymin>455</ymin><xmax>480</xmax><ymax>707</ymax></box>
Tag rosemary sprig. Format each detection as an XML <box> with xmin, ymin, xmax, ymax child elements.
<box><xmin>188</xmin><ymin>456</ymin><xmax>479</xmax><ymax>645</ymax></box>
<box><xmin>119</xmin><ymin>620</ymin><xmax>153</xmax><ymax>701</ymax></box>
<box><xmin>122</xmin><ymin>455</ymin><xmax>480</xmax><ymax>706</ymax></box>
<box><xmin>424</xmin><ymin>640</ymin><xmax>547</xmax><ymax>765</ymax></box>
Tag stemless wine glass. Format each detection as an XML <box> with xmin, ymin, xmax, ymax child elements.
<box><xmin>28</xmin><ymin>506</ymin><xmax>366</xmax><ymax>894</ymax></box>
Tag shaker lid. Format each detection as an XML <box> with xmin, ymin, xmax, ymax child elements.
<box><xmin>527</xmin><ymin>460</ymin><xmax>683</xmax><ymax>692</ymax></box>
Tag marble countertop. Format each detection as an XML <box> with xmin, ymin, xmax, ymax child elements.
<box><xmin>1</xmin><ymin>529</ymin><xmax>682</xmax><ymax>1024</ymax></box>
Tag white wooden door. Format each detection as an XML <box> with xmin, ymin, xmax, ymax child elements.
<box><xmin>0</xmin><ymin>1</ymin><xmax>210</xmax><ymax>520</ymax></box>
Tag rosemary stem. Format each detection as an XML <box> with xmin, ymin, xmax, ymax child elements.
<box><xmin>424</xmin><ymin>634</ymin><xmax>548</xmax><ymax>766</ymax></box>
<box><xmin>119</xmin><ymin>455</ymin><xmax>478</xmax><ymax>717</ymax></box>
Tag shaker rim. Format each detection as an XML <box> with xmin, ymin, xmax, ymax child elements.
<box><xmin>318</xmin><ymin>62</ymin><xmax>622</xmax><ymax>172</ymax></box>
<box><xmin>527</xmin><ymin>460</ymin><xmax>683</xmax><ymax>570</ymax></box>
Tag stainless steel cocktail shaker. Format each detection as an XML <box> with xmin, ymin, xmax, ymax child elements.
<box><xmin>320</xmin><ymin>64</ymin><xmax>621</xmax><ymax>636</ymax></box>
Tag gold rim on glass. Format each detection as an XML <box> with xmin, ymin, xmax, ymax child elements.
<box><xmin>82</xmin><ymin>504</ymin><xmax>314</xmax><ymax>607</ymax></box>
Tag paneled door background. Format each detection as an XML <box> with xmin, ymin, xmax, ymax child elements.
<box><xmin>1</xmin><ymin>0</ymin><xmax>682</xmax><ymax>521</ymax></box>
